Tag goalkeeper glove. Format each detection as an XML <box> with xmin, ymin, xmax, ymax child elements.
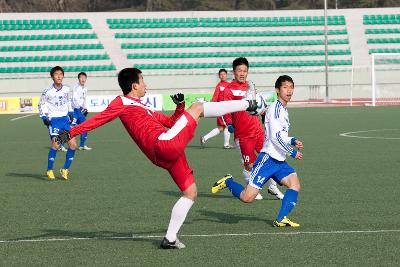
<box><xmin>56</xmin><ymin>130</ymin><xmax>71</xmax><ymax>144</ymax></box>
<box><xmin>227</xmin><ymin>124</ymin><xmax>235</xmax><ymax>133</ymax></box>
<box><xmin>68</xmin><ymin>112</ymin><xmax>77</xmax><ymax>125</ymax></box>
<box><xmin>81</xmin><ymin>108</ymin><xmax>88</xmax><ymax>117</ymax></box>
<box><xmin>170</xmin><ymin>93</ymin><xmax>185</xmax><ymax>105</ymax></box>
<box><xmin>41</xmin><ymin>116</ymin><xmax>51</xmax><ymax>127</ymax></box>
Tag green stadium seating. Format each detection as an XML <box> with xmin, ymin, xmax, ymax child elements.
<box><xmin>365</xmin><ymin>28</ymin><xmax>400</xmax><ymax>34</ymax></box>
<box><xmin>0</xmin><ymin>43</ymin><xmax>103</xmax><ymax>52</ymax></box>
<box><xmin>0</xmin><ymin>64</ymin><xmax>116</xmax><ymax>73</ymax></box>
<box><xmin>0</xmin><ymin>54</ymin><xmax>110</xmax><ymax>63</ymax></box>
<box><xmin>0</xmin><ymin>33</ymin><xmax>97</xmax><ymax>41</ymax></box>
<box><xmin>367</xmin><ymin>38</ymin><xmax>400</xmax><ymax>44</ymax></box>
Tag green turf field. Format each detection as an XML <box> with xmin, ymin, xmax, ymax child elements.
<box><xmin>1</xmin><ymin>106</ymin><xmax>400</xmax><ymax>266</ymax></box>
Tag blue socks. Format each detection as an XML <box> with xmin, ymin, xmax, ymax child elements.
<box><xmin>276</xmin><ymin>189</ymin><xmax>298</xmax><ymax>222</ymax></box>
<box><xmin>80</xmin><ymin>133</ymin><xmax>88</xmax><ymax>147</ymax></box>
<box><xmin>225</xmin><ymin>178</ymin><xmax>245</xmax><ymax>199</ymax></box>
<box><xmin>47</xmin><ymin>148</ymin><xmax>57</xmax><ymax>170</ymax></box>
<box><xmin>63</xmin><ymin>149</ymin><xmax>76</xmax><ymax>169</ymax></box>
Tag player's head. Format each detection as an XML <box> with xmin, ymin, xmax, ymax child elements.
<box><xmin>232</xmin><ymin>57</ymin><xmax>249</xmax><ymax>84</ymax></box>
<box><xmin>118</xmin><ymin>68</ymin><xmax>146</xmax><ymax>97</ymax></box>
<box><xmin>78</xmin><ymin>72</ymin><xmax>87</xmax><ymax>86</ymax></box>
<box><xmin>275</xmin><ymin>75</ymin><xmax>294</xmax><ymax>104</ymax></box>
<box><xmin>50</xmin><ymin>66</ymin><xmax>64</xmax><ymax>86</ymax></box>
<box><xmin>218</xmin><ymin>68</ymin><xmax>228</xmax><ymax>82</ymax></box>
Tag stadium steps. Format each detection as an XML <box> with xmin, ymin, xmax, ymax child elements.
<box><xmin>127</xmin><ymin>49</ymin><xmax>351</xmax><ymax>59</ymax></box>
<box><xmin>115</xmin><ymin>29</ymin><xmax>348</xmax><ymax>39</ymax></box>
<box><xmin>134</xmin><ymin>59</ymin><xmax>352</xmax><ymax>70</ymax></box>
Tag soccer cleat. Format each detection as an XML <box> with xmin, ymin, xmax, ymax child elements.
<box><xmin>46</xmin><ymin>170</ymin><xmax>55</xmax><ymax>180</ymax></box>
<box><xmin>223</xmin><ymin>144</ymin><xmax>234</xmax><ymax>149</ymax></box>
<box><xmin>60</xmin><ymin>169</ymin><xmax>69</xmax><ymax>180</ymax></box>
<box><xmin>268</xmin><ymin>184</ymin><xmax>284</xmax><ymax>200</ymax></box>
<box><xmin>255</xmin><ymin>193</ymin><xmax>263</xmax><ymax>200</ymax></box>
<box><xmin>160</xmin><ymin>237</ymin><xmax>186</xmax><ymax>249</ymax></box>
<box><xmin>211</xmin><ymin>174</ymin><xmax>232</xmax><ymax>193</ymax></box>
<box><xmin>200</xmin><ymin>136</ymin><xmax>206</xmax><ymax>148</ymax></box>
<box><xmin>79</xmin><ymin>145</ymin><xmax>92</xmax><ymax>151</ymax></box>
<box><xmin>273</xmin><ymin>216</ymin><xmax>300</xmax><ymax>228</ymax></box>
<box><xmin>58</xmin><ymin>146</ymin><xmax>67</xmax><ymax>152</ymax></box>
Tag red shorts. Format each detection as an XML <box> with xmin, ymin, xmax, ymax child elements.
<box><xmin>154</xmin><ymin>112</ymin><xmax>197</xmax><ymax>191</ymax></box>
<box><xmin>216</xmin><ymin>117</ymin><xmax>226</xmax><ymax>127</ymax></box>
<box><xmin>235</xmin><ymin>130</ymin><xmax>264</xmax><ymax>165</ymax></box>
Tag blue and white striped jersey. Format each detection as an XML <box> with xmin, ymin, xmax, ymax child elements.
<box><xmin>72</xmin><ymin>83</ymin><xmax>88</xmax><ymax>110</ymax></box>
<box><xmin>38</xmin><ymin>84</ymin><xmax>73</xmax><ymax>118</ymax></box>
<box><xmin>261</xmin><ymin>99</ymin><xmax>296</xmax><ymax>161</ymax></box>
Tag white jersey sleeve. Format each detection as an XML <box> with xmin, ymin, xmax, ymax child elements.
<box><xmin>261</xmin><ymin>100</ymin><xmax>296</xmax><ymax>161</ymax></box>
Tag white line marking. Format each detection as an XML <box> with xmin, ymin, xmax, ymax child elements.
<box><xmin>10</xmin><ymin>114</ymin><xmax>35</xmax><ymax>121</ymax></box>
<box><xmin>339</xmin><ymin>129</ymin><xmax>400</xmax><ymax>140</ymax></box>
<box><xmin>1</xmin><ymin>229</ymin><xmax>400</xmax><ymax>244</ymax></box>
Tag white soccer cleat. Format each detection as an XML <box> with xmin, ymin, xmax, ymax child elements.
<box><xmin>255</xmin><ymin>193</ymin><xmax>263</xmax><ymax>200</ymax></box>
<box><xmin>79</xmin><ymin>145</ymin><xmax>92</xmax><ymax>151</ymax></box>
<box><xmin>268</xmin><ymin>184</ymin><xmax>284</xmax><ymax>200</ymax></box>
<box><xmin>58</xmin><ymin>146</ymin><xmax>67</xmax><ymax>152</ymax></box>
<box><xmin>200</xmin><ymin>136</ymin><xmax>206</xmax><ymax>148</ymax></box>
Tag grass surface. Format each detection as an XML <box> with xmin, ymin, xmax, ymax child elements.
<box><xmin>1</xmin><ymin>106</ymin><xmax>400</xmax><ymax>266</ymax></box>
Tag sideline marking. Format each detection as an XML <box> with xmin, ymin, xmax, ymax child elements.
<box><xmin>1</xmin><ymin>229</ymin><xmax>400</xmax><ymax>244</ymax></box>
<box><xmin>10</xmin><ymin>114</ymin><xmax>35</xmax><ymax>121</ymax></box>
<box><xmin>339</xmin><ymin>129</ymin><xmax>400</xmax><ymax>140</ymax></box>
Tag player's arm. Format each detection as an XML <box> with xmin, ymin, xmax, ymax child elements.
<box><xmin>154</xmin><ymin>93</ymin><xmax>185</xmax><ymax>128</ymax></box>
<box><xmin>210</xmin><ymin>84</ymin><xmax>219</xmax><ymax>102</ymax></box>
<box><xmin>38</xmin><ymin>89</ymin><xmax>51</xmax><ymax>127</ymax></box>
<box><xmin>67</xmin><ymin>87</ymin><xmax>76</xmax><ymax>124</ymax></box>
<box><xmin>269</xmin><ymin>113</ymin><xmax>301</xmax><ymax>159</ymax></box>
<box><xmin>221</xmin><ymin>87</ymin><xmax>233</xmax><ymax>126</ymax></box>
<box><xmin>69</xmin><ymin>96</ymin><xmax>124</xmax><ymax>138</ymax></box>
<box><xmin>81</xmin><ymin>87</ymin><xmax>89</xmax><ymax>116</ymax></box>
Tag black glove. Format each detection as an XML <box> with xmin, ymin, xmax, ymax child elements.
<box><xmin>55</xmin><ymin>130</ymin><xmax>71</xmax><ymax>144</ymax></box>
<box><xmin>41</xmin><ymin>116</ymin><xmax>51</xmax><ymax>127</ymax></box>
<box><xmin>246</xmin><ymin>99</ymin><xmax>258</xmax><ymax>115</ymax></box>
<box><xmin>81</xmin><ymin>108</ymin><xmax>88</xmax><ymax>117</ymax></box>
<box><xmin>170</xmin><ymin>93</ymin><xmax>185</xmax><ymax>105</ymax></box>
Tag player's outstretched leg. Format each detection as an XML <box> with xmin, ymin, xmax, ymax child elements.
<box><xmin>273</xmin><ymin>174</ymin><xmax>300</xmax><ymax>227</ymax></box>
<box><xmin>242</xmin><ymin>169</ymin><xmax>263</xmax><ymax>200</ymax></box>
<box><xmin>60</xmin><ymin>139</ymin><xmax>77</xmax><ymax>180</ymax></box>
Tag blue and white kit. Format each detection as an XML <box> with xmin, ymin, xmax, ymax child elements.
<box><xmin>71</xmin><ymin>83</ymin><xmax>88</xmax><ymax>126</ymax></box>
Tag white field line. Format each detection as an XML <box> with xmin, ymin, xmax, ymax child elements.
<box><xmin>1</xmin><ymin>229</ymin><xmax>400</xmax><ymax>244</ymax></box>
<box><xmin>339</xmin><ymin>129</ymin><xmax>400</xmax><ymax>140</ymax></box>
<box><xmin>10</xmin><ymin>114</ymin><xmax>35</xmax><ymax>121</ymax></box>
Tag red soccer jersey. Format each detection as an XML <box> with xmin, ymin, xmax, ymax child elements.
<box><xmin>70</xmin><ymin>95</ymin><xmax>185</xmax><ymax>164</ymax></box>
<box><xmin>224</xmin><ymin>80</ymin><xmax>264</xmax><ymax>139</ymax></box>
<box><xmin>211</xmin><ymin>81</ymin><xmax>230</xmax><ymax>102</ymax></box>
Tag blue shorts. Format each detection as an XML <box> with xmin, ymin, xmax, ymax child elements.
<box><xmin>48</xmin><ymin>116</ymin><xmax>71</xmax><ymax>138</ymax></box>
<box><xmin>72</xmin><ymin>108</ymin><xmax>86</xmax><ymax>126</ymax></box>
<box><xmin>249</xmin><ymin>152</ymin><xmax>296</xmax><ymax>190</ymax></box>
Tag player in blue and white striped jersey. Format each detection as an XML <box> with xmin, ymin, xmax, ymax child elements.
<box><xmin>38</xmin><ymin>66</ymin><xmax>77</xmax><ymax>180</ymax></box>
<box><xmin>212</xmin><ymin>75</ymin><xmax>303</xmax><ymax>227</ymax></box>
<box><xmin>72</xmin><ymin>72</ymin><xmax>92</xmax><ymax>151</ymax></box>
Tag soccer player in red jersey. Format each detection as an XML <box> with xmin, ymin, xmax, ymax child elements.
<box><xmin>223</xmin><ymin>57</ymin><xmax>284</xmax><ymax>200</ymax></box>
<box><xmin>56</xmin><ymin>68</ymin><xmax>258</xmax><ymax>249</ymax></box>
<box><xmin>201</xmin><ymin>68</ymin><xmax>233</xmax><ymax>149</ymax></box>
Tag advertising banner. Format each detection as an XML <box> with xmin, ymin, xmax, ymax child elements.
<box><xmin>87</xmin><ymin>94</ymin><xmax>163</xmax><ymax>112</ymax></box>
<box><xmin>0</xmin><ymin>97</ymin><xmax>39</xmax><ymax>114</ymax></box>
<box><xmin>163</xmin><ymin>93</ymin><xmax>213</xmax><ymax>110</ymax></box>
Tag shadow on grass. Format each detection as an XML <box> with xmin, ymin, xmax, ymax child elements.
<box><xmin>194</xmin><ymin>210</ymin><xmax>273</xmax><ymax>225</ymax></box>
<box><xmin>5</xmin><ymin>172</ymin><xmax>47</xmax><ymax>181</ymax></box>
<box><xmin>13</xmin><ymin>229</ymin><xmax>167</xmax><ymax>248</ymax></box>
<box><xmin>159</xmin><ymin>190</ymin><xmax>233</xmax><ymax>199</ymax></box>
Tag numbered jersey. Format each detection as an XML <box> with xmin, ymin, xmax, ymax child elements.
<box><xmin>38</xmin><ymin>84</ymin><xmax>73</xmax><ymax>118</ymax></box>
<box><xmin>72</xmin><ymin>83</ymin><xmax>88</xmax><ymax>110</ymax></box>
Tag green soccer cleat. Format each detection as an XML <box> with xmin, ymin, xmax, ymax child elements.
<box><xmin>211</xmin><ymin>174</ymin><xmax>232</xmax><ymax>194</ymax></box>
<box><xmin>273</xmin><ymin>216</ymin><xmax>300</xmax><ymax>228</ymax></box>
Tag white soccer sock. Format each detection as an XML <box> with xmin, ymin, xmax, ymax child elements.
<box><xmin>203</xmin><ymin>100</ymin><xmax>248</xmax><ymax>117</ymax></box>
<box><xmin>266</xmin><ymin>178</ymin><xmax>277</xmax><ymax>188</ymax></box>
<box><xmin>165</xmin><ymin>196</ymin><xmax>194</xmax><ymax>242</ymax></box>
<box><xmin>242</xmin><ymin>169</ymin><xmax>251</xmax><ymax>183</ymax></box>
<box><xmin>223</xmin><ymin>128</ymin><xmax>231</xmax><ymax>146</ymax></box>
<box><xmin>204</xmin><ymin>128</ymin><xmax>220</xmax><ymax>142</ymax></box>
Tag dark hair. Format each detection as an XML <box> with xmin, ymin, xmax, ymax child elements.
<box><xmin>232</xmin><ymin>57</ymin><xmax>249</xmax><ymax>70</ymax></box>
<box><xmin>275</xmin><ymin>75</ymin><xmax>294</xmax><ymax>89</ymax></box>
<box><xmin>118</xmin><ymin>68</ymin><xmax>142</xmax><ymax>95</ymax></box>
<box><xmin>78</xmin><ymin>72</ymin><xmax>87</xmax><ymax>78</ymax></box>
<box><xmin>218</xmin><ymin>68</ymin><xmax>227</xmax><ymax>75</ymax></box>
<box><xmin>50</xmin><ymin>66</ymin><xmax>64</xmax><ymax>77</ymax></box>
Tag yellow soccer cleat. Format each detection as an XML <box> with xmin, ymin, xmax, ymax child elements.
<box><xmin>46</xmin><ymin>170</ymin><xmax>55</xmax><ymax>180</ymax></box>
<box><xmin>273</xmin><ymin>216</ymin><xmax>300</xmax><ymax>228</ymax></box>
<box><xmin>60</xmin><ymin>169</ymin><xmax>69</xmax><ymax>180</ymax></box>
<box><xmin>211</xmin><ymin>174</ymin><xmax>232</xmax><ymax>194</ymax></box>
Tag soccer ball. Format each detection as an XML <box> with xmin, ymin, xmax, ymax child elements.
<box><xmin>254</xmin><ymin>93</ymin><xmax>268</xmax><ymax>115</ymax></box>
